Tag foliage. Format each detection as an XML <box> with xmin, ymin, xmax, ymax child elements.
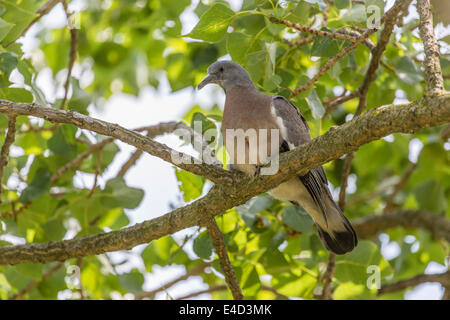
<box><xmin>0</xmin><ymin>0</ymin><xmax>448</xmax><ymax>300</ymax></box>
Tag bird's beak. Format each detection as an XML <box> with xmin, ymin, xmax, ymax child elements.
<box><xmin>197</xmin><ymin>74</ymin><xmax>217</xmax><ymax>90</ymax></box>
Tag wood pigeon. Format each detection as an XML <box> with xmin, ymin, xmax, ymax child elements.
<box><xmin>198</xmin><ymin>60</ymin><xmax>357</xmax><ymax>255</ymax></box>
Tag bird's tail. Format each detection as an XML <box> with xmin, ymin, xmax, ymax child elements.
<box><xmin>315</xmin><ymin>199</ymin><xmax>358</xmax><ymax>255</ymax></box>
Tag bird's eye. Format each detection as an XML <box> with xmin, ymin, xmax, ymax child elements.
<box><xmin>219</xmin><ymin>67</ymin><xmax>224</xmax><ymax>72</ymax></box>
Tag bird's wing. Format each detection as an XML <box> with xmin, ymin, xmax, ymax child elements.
<box><xmin>271</xmin><ymin>95</ymin><xmax>331</xmax><ymax>216</ymax></box>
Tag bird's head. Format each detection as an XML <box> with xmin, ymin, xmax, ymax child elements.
<box><xmin>197</xmin><ymin>60</ymin><xmax>254</xmax><ymax>92</ymax></box>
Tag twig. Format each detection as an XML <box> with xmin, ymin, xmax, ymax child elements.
<box><xmin>383</xmin><ymin>163</ymin><xmax>418</xmax><ymax>213</ymax></box>
<box><xmin>8</xmin><ymin>262</ymin><xmax>64</xmax><ymax>300</ymax></box>
<box><xmin>336</xmin><ymin>28</ymin><xmax>376</xmax><ymax>50</ymax></box>
<box><xmin>323</xmin><ymin>90</ymin><xmax>361</xmax><ymax>118</ymax></box>
<box><xmin>175</xmin><ymin>284</ymin><xmax>287</xmax><ymax>300</ymax></box>
<box><xmin>323</xmin><ymin>4</ymin><xmax>329</xmax><ymax>27</ymax></box>
<box><xmin>0</xmin><ymin>116</ymin><xmax>16</xmax><ymax>203</ymax></box>
<box><xmin>59</xmin><ymin>0</ymin><xmax>79</xmax><ymax>110</ymax></box>
<box><xmin>117</xmin><ymin>149</ymin><xmax>144</xmax><ymax>178</ymax></box>
<box><xmin>135</xmin><ymin>262</ymin><xmax>210</xmax><ymax>300</ymax></box>
<box><xmin>76</xmin><ymin>258</ymin><xmax>86</xmax><ymax>299</ymax></box>
<box><xmin>176</xmin><ymin>285</ymin><xmax>228</xmax><ymax>300</ymax></box>
<box><xmin>269</xmin><ymin>16</ymin><xmax>362</xmax><ymax>43</ymax></box>
<box><xmin>290</xmin><ymin>28</ymin><xmax>377</xmax><ymax>98</ymax></box>
<box><xmin>206</xmin><ymin>218</ymin><xmax>243</xmax><ymax>300</ymax></box>
<box><xmin>88</xmin><ymin>149</ymin><xmax>103</xmax><ymax>197</ymax></box>
<box><xmin>338</xmin><ymin>152</ymin><xmax>355</xmax><ymax>211</ymax></box>
<box><xmin>0</xmin><ymin>201</ymin><xmax>31</xmax><ymax>219</ymax></box>
<box><xmin>378</xmin><ymin>270</ymin><xmax>450</xmax><ymax>296</ymax></box>
<box><xmin>356</xmin><ymin>0</ymin><xmax>412</xmax><ymax>115</ymax></box>
<box><xmin>4</xmin><ymin>0</ymin><xmax>61</xmax><ymax>48</ymax></box>
<box><xmin>417</xmin><ymin>0</ymin><xmax>445</xmax><ymax>94</ymax></box>
<box><xmin>118</xmin><ymin>121</ymin><xmax>219</xmax><ymax>177</ymax></box>
<box><xmin>50</xmin><ymin>137</ymin><xmax>113</xmax><ymax>184</ymax></box>
<box><xmin>319</xmin><ymin>148</ymin><xmax>354</xmax><ymax>300</ymax></box>
<box><xmin>318</xmin><ymin>253</ymin><xmax>335</xmax><ymax>300</ymax></box>
<box><xmin>284</xmin><ymin>37</ymin><xmax>315</xmax><ymax>47</ymax></box>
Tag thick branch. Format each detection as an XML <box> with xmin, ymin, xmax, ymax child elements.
<box><xmin>0</xmin><ymin>100</ymin><xmax>232</xmax><ymax>186</ymax></box>
<box><xmin>0</xmin><ymin>93</ymin><xmax>449</xmax><ymax>265</ymax></box>
<box><xmin>417</xmin><ymin>0</ymin><xmax>445</xmax><ymax>93</ymax></box>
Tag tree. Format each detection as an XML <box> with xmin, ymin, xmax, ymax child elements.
<box><xmin>0</xmin><ymin>0</ymin><xmax>448</xmax><ymax>300</ymax></box>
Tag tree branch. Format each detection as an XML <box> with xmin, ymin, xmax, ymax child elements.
<box><xmin>378</xmin><ymin>270</ymin><xmax>450</xmax><ymax>296</ymax></box>
<box><xmin>0</xmin><ymin>116</ymin><xmax>16</xmax><ymax>203</ymax></box>
<box><xmin>0</xmin><ymin>100</ymin><xmax>232</xmax><ymax>186</ymax></box>
<box><xmin>356</xmin><ymin>0</ymin><xmax>412</xmax><ymax>115</ymax></box>
<box><xmin>290</xmin><ymin>28</ymin><xmax>377</xmax><ymax>98</ymax></box>
<box><xmin>135</xmin><ymin>262</ymin><xmax>210</xmax><ymax>300</ymax></box>
<box><xmin>269</xmin><ymin>16</ymin><xmax>363</xmax><ymax>43</ymax></box>
<box><xmin>206</xmin><ymin>218</ymin><xmax>243</xmax><ymax>300</ymax></box>
<box><xmin>50</xmin><ymin>137</ymin><xmax>114</xmax><ymax>184</ymax></box>
<box><xmin>353</xmin><ymin>210</ymin><xmax>450</xmax><ymax>242</ymax></box>
<box><xmin>0</xmin><ymin>93</ymin><xmax>448</xmax><ymax>265</ymax></box>
<box><xmin>417</xmin><ymin>0</ymin><xmax>445</xmax><ymax>94</ymax></box>
<box><xmin>8</xmin><ymin>262</ymin><xmax>64</xmax><ymax>300</ymax></box>
<box><xmin>59</xmin><ymin>0</ymin><xmax>78</xmax><ymax>110</ymax></box>
<box><xmin>383</xmin><ymin>163</ymin><xmax>418</xmax><ymax>213</ymax></box>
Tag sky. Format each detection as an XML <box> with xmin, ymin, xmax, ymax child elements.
<box><xmin>5</xmin><ymin>0</ymin><xmax>448</xmax><ymax>300</ymax></box>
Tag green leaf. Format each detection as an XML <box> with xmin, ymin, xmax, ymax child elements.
<box><xmin>0</xmin><ymin>88</ymin><xmax>33</xmax><ymax>102</ymax></box>
<box><xmin>335</xmin><ymin>0</ymin><xmax>351</xmax><ymax>9</ymax></box>
<box><xmin>0</xmin><ymin>1</ymin><xmax>36</xmax><ymax>45</ymax></box>
<box><xmin>119</xmin><ymin>269</ymin><xmax>144</xmax><ymax>294</ymax></box>
<box><xmin>47</xmin><ymin>125</ymin><xmax>77</xmax><ymax>158</ymax></box>
<box><xmin>248</xmin><ymin>196</ymin><xmax>273</xmax><ymax>214</ymax></box>
<box><xmin>287</xmin><ymin>1</ymin><xmax>310</xmax><ymax>24</ymax></box>
<box><xmin>141</xmin><ymin>236</ymin><xmax>180</xmax><ymax>272</ymax></box>
<box><xmin>193</xmin><ymin>231</ymin><xmax>213</xmax><ymax>259</ymax></box>
<box><xmin>334</xmin><ymin>241</ymin><xmax>393</xmax><ymax>284</ymax></box>
<box><xmin>19</xmin><ymin>168</ymin><xmax>51</xmax><ymax>203</ymax></box>
<box><xmin>37</xmin><ymin>266</ymin><xmax>66</xmax><ymax>299</ymax></box>
<box><xmin>305</xmin><ymin>89</ymin><xmax>325</xmax><ymax>119</ymax></box>
<box><xmin>174</xmin><ymin>168</ymin><xmax>205</xmax><ymax>202</ymax></box>
<box><xmin>282</xmin><ymin>206</ymin><xmax>314</xmax><ymax>233</ymax></box>
<box><xmin>241</xmin><ymin>266</ymin><xmax>261</xmax><ymax>297</ymax></box>
<box><xmin>413</xmin><ymin>179</ymin><xmax>447</xmax><ymax>214</ymax></box>
<box><xmin>226</xmin><ymin>32</ymin><xmax>253</xmax><ymax>64</ymax></box>
<box><xmin>395</xmin><ymin>56</ymin><xmax>424</xmax><ymax>85</ymax></box>
<box><xmin>42</xmin><ymin>219</ymin><xmax>66</xmax><ymax>241</ymax></box>
<box><xmin>311</xmin><ymin>36</ymin><xmax>342</xmax><ymax>58</ymax></box>
<box><xmin>0</xmin><ymin>52</ymin><xmax>18</xmax><ymax>87</ymax></box>
<box><xmin>101</xmin><ymin>177</ymin><xmax>144</xmax><ymax>209</ymax></box>
<box><xmin>0</xmin><ymin>18</ymin><xmax>13</xmax><ymax>42</ymax></box>
<box><xmin>187</xmin><ymin>4</ymin><xmax>235</xmax><ymax>42</ymax></box>
<box><xmin>334</xmin><ymin>282</ymin><xmax>369</xmax><ymax>299</ymax></box>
